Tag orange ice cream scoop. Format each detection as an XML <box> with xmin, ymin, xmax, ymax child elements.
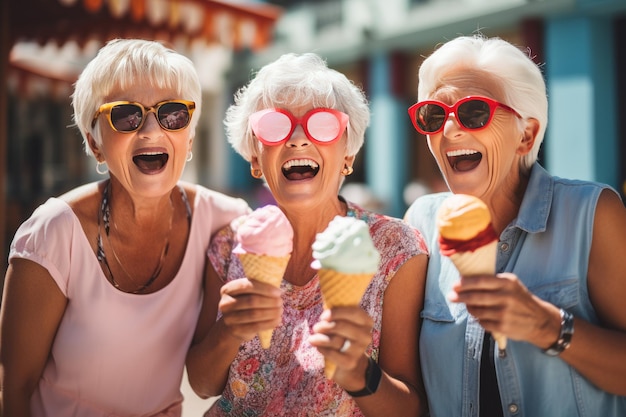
<box><xmin>437</xmin><ymin>193</ymin><xmax>494</xmax><ymax>241</ymax></box>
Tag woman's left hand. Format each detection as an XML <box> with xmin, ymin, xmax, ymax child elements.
<box><xmin>309</xmin><ymin>307</ymin><xmax>374</xmax><ymax>388</ymax></box>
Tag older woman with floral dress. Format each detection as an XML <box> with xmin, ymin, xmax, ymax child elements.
<box><xmin>186</xmin><ymin>53</ymin><xmax>429</xmax><ymax>416</ymax></box>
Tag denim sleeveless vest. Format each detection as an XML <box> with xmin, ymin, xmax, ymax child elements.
<box><xmin>406</xmin><ymin>164</ymin><xmax>626</xmax><ymax>417</ymax></box>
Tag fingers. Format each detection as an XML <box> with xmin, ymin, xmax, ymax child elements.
<box><xmin>218</xmin><ymin>278</ymin><xmax>283</xmax><ymax>342</ymax></box>
<box><xmin>220</xmin><ymin>277</ymin><xmax>282</xmax><ymax>298</ymax></box>
<box><xmin>450</xmin><ymin>274</ymin><xmax>517</xmax><ymax>324</ymax></box>
<box><xmin>451</xmin><ymin>272</ymin><xmax>515</xmax><ymax>294</ymax></box>
<box><xmin>449</xmin><ymin>273</ymin><xmax>517</xmax><ymax>305</ymax></box>
<box><xmin>449</xmin><ymin>273</ymin><xmax>555</xmax><ymax>345</ymax></box>
<box><xmin>309</xmin><ymin>307</ymin><xmax>373</xmax><ymax>372</ymax></box>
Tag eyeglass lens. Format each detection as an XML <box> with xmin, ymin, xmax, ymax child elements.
<box><xmin>255</xmin><ymin>110</ymin><xmax>342</xmax><ymax>143</ymax></box>
<box><xmin>306</xmin><ymin>112</ymin><xmax>342</xmax><ymax>142</ymax></box>
<box><xmin>255</xmin><ymin>111</ymin><xmax>292</xmax><ymax>142</ymax></box>
<box><xmin>417</xmin><ymin>99</ymin><xmax>491</xmax><ymax>133</ymax></box>
<box><xmin>110</xmin><ymin>102</ymin><xmax>191</xmax><ymax>132</ymax></box>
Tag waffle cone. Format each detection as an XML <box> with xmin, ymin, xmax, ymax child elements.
<box><xmin>318</xmin><ymin>268</ymin><xmax>374</xmax><ymax>378</ymax></box>
<box><xmin>448</xmin><ymin>240</ymin><xmax>498</xmax><ymax>276</ymax></box>
<box><xmin>318</xmin><ymin>269</ymin><xmax>373</xmax><ymax>309</ymax></box>
<box><xmin>448</xmin><ymin>240</ymin><xmax>506</xmax><ymax>350</ymax></box>
<box><xmin>238</xmin><ymin>253</ymin><xmax>290</xmax><ymax>348</ymax></box>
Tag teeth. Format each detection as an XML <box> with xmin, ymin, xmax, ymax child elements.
<box><xmin>447</xmin><ymin>149</ymin><xmax>478</xmax><ymax>157</ymax></box>
<box><xmin>282</xmin><ymin>159</ymin><xmax>319</xmax><ymax>169</ymax></box>
<box><xmin>136</xmin><ymin>151</ymin><xmax>165</xmax><ymax>156</ymax></box>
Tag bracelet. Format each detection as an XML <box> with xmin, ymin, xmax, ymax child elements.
<box><xmin>543</xmin><ymin>308</ymin><xmax>574</xmax><ymax>356</ymax></box>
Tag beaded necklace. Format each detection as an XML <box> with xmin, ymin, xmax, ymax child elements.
<box><xmin>96</xmin><ymin>181</ymin><xmax>173</xmax><ymax>294</ymax></box>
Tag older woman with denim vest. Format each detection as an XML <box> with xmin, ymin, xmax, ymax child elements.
<box><xmin>405</xmin><ymin>35</ymin><xmax>626</xmax><ymax>417</ymax></box>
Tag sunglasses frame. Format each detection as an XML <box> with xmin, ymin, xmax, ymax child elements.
<box><xmin>407</xmin><ymin>96</ymin><xmax>521</xmax><ymax>135</ymax></box>
<box><xmin>91</xmin><ymin>100</ymin><xmax>196</xmax><ymax>133</ymax></box>
<box><xmin>249</xmin><ymin>107</ymin><xmax>349</xmax><ymax>146</ymax></box>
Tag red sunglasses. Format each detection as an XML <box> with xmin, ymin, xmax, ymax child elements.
<box><xmin>408</xmin><ymin>96</ymin><xmax>521</xmax><ymax>135</ymax></box>
<box><xmin>249</xmin><ymin>108</ymin><xmax>349</xmax><ymax>146</ymax></box>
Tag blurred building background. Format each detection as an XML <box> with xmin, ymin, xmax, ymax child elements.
<box><xmin>2</xmin><ymin>0</ymin><xmax>626</xmax><ymax>273</ymax></box>
<box><xmin>245</xmin><ymin>0</ymin><xmax>626</xmax><ymax>221</ymax></box>
<box><xmin>2</xmin><ymin>1</ymin><xmax>625</xmax><ymax>414</ymax></box>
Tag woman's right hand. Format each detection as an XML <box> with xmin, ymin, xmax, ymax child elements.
<box><xmin>188</xmin><ymin>273</ymin><xmax>283</xmax><ymax>398</ymax></box>
<box><xmin>218</xmin><ymin>278</ymin><xmax>283</xmax><ymax>343</ymax></box>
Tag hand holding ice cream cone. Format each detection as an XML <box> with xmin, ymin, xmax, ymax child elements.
<box><xmin>436</xmin><ymin>194</ymin><xmax>507</xmax><ymax>355</ymax></box>
<box><xmin>311</xmin><ymin>215</ymin><xmax>380</xmax><ymax>378</ymax></box>
<box><xmin>233</xmin><ymin>205</ymin><xmax>293</xmax><ymax>348</ymax></box>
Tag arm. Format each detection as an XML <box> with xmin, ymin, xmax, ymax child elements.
<box><xmin>0</xmin><ymin>259</ymin><xmax>68</xmax><ymax>417</ymax></box>
<box><xmin>453</xmin><ymin>189</ymin><xmax>626</xmax><ymax>395</ymax></box>
<box><xmin>561</xmin><ymin>188</ymin><xmax>626</xmax><ymax>394</ymax></box>
<box><xmin>311</xmin><ymin>254</ymin><xmax>428</xmax><ymax>417</ymax></box>
<box><xmin>185</xmin><ymin>260</ymin><xmax>282</xmax><ymax>398</ymax></box>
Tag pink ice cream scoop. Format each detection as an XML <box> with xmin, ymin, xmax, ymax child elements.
<box><xmin>233</xmin><ymin>205</ymin><xmax>294</xmax><ymax>256</ymax></box>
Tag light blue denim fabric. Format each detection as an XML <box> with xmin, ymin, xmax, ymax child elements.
<box><xmin>406</xmin><ymin>163</ymin><xmax>626</xmax><ymax>417</ymax></box>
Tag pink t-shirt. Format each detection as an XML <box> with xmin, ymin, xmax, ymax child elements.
<box><xmin>9</xmin><ymin>184</ymin><xmax>249</xmax><ymax>417</ymax></box>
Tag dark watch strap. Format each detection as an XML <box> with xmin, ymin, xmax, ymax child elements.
<box><xmin>346</xmin><ymin>356</ymin><xmax>382</xmax><ymax>397</ymax></box>
<box><xmin>544</xmin><ymin>308</ymin><xmax>574</xmax><ymax>356</ymax></box>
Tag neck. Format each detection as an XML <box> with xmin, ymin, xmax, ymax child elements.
<box><xmin>486</xmin><ymin>170</ymin><xmax>530</xmax><ymax>234</ymax></box>
<box><xmin>97</xmin><ymin>180</ymin><xmax>176</xmax><ymax>293</ymax></box>
<box><xmin>106</xmin><ymin>179</ymin><xmax>176</xmax><ymax>228</ymax></box>
<box><xmin>281</xmin><ymin>197</ymin><xmax>348</xmax><ymax>286</ymax></box>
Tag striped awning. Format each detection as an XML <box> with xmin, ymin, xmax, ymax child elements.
<box><xmin>6</xmin><ymin>0</ymin><xmax>281</xmax><ymax>84</ymax></box>
<box><xmin>9</xmin><ymin>0</ymin><xmax>282</xmax><ymax>51</ymax></box>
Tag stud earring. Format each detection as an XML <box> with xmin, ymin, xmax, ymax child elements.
<box><xmin>341</xmin><ymin>165</ymin><xmax>354</xmax><ymax>176</ymax></box>
<box><xmin>250</xmin><ymin>167</ymin><xmax>263</xmax><ymax>179</ymax></box>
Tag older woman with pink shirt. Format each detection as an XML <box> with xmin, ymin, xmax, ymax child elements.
<box><xmin>0</xmin><ymin>39</ymin><xmax>249</xmax><ymax>416</ymax></box>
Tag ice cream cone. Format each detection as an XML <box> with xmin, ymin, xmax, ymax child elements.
<box><xmin>318</xmin><ymin>268</ymin><xmax>373</xmax><ymax>378</ymax></box>
<box><xmin>448</xmin><ymin>240</ymin><xmax>498</xmax><ymax>276</ymax></box>
<box><xmin>447</xmin><ymin>240</ymin><xmax>507</xmax><ymax>351</ymax></box>
<box><xmin>437</xmin><ymin>194</ymin><xmax>507</xmax><ymax>354</ymax></box>
<box><xmin>238</xmin><ymin>253</ymin><xmax>290</xmax><ymax>348</ymax></box>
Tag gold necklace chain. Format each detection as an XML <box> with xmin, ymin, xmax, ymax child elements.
<box><xmin>97</xmin><ymin>181</ymin><xmax>174</xmax><ymax>293</ymax></box>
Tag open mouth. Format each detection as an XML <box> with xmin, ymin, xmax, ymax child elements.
<box><xmin>447</xmin><ymin>149</ymin><xmax>482</xmax><ymax>172</ymax></box>
<box><xmin>282</xmin><ymin>158</ymin><xmax>320</xmax><ymax>180</ymax></box>
<box><xmin>133</xmin><ymin>152</ymin><xmax>169</xmax><ymax>174</ymax></box>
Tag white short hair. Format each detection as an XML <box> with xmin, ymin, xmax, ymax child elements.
<box><xmin>418</xmin><ymin>35</ymin><xmax>548</xmax><ymax>171</ymax></box>
<box><xmin>224</xmin><ymin>52</ymin><xmax>370</xmax><ymax>162</ymax></box>
<box><xmin>72</xmin><ymin>39</ymin><xmax>202</xmax><ymax>157</ymax></box>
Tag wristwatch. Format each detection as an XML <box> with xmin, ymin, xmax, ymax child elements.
<box><xmin>346</xmin><ymin>356</ymin><xmax>382</xmax><ymax>397</ymax></box>
<box><xmin>544</xmin><ymin>308</ymin><xmax>574</xmax><ymax>356</ymax></box>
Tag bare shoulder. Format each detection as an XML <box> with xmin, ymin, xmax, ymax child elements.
<box><xmin>57</xmin><ymin>181</ymin><xmax>104</xmax><ymax>226</ymax></box>
<box><xmin>58</xmin><ymin>182</ymin><xmax>103</xmax><ymax>206</ymax></box>
<box><xmin>178</xmin><ymin>180</ymin><xmax>198</xmax><ymax>205</ymax></box>
<box><xmin>592</xmin><ymin>189</ymin><xmax>626</xmax><ymax>250</ymax></box>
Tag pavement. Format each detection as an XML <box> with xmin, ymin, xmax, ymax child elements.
<box><xmin>181</xmin><ymin>369</ymin><xmax>218</xmax><ymax>417</ymax></box>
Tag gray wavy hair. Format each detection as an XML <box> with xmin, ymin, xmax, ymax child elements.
<box><xmin>224</xmin><ymin>52</ymin><xmax>370</xmax><ymax>162</ymax></box>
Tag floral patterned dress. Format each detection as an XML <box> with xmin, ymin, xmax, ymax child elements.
<box><xmin>206</xmin><ymin>201</ymin><xmax>428</xmax><ymax>417</ymax></box>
